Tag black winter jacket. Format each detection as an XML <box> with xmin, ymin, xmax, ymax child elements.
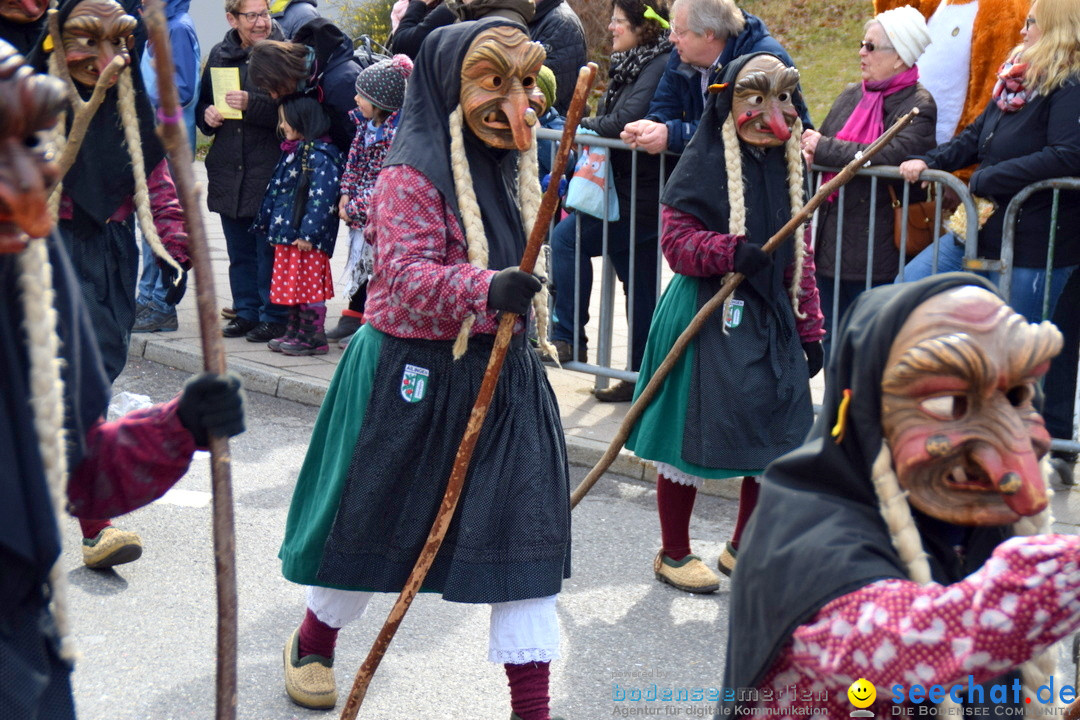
<box><xmin>814</xmin><ymin>82</ymin><xmax>937</xmax><ymax>283</ymax></box>
<box><xmin>530</xmin><ymin>0</ymin><xmax>586</xmax><ymax>115</ymax></box>
<box><xmin>390</xmin><ymin>1</ymin><xmax>454</xmax><ymax>58</ymax></box>
<box><xmin>196</xmin><ymin>26</ymin><xmax>284</xmax><ymax>220</ymax></box>
<box><xmin>915</xmin><ymin>76</ymin><xmax>1080</xmax><ymax>268</ymax></box>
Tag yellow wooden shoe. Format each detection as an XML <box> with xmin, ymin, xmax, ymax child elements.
<box><xmin>653</xmin><ymin>550</ymin><xmax>720</xmax><ymax>594</ymax></box>
<box><xmin>284</xmin><ymin>628</ymin><xmax>337</xmax><ymax>710</ymax></box>
<box><xmin>82</xmin><ymin>527</ymin><xmax>142</xmax><ymax>569</ymax></box>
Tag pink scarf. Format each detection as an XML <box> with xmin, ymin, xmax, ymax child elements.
<box><xmin>824</xmin><ymin>65</ymin><xmax>919</xmax><ymax>197</ymax></box>
<box><xmin>837</xmin><ymin>65</ymin><xmax>920</xmax><ymax>143</ymax></box>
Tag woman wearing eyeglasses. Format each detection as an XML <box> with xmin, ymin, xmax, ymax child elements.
<box><xmin>543</xmin><ymin>0</ymin><xmax>672</xmax><ymax>401</ymax></box>
<box><xmin>195</xmin><ymin>0</ymin><xmax>290</xmax><ymax>343</ymax></box>
<box><xmin>898</xmin><ymin>0</ymin><xmax>1080</xmax><ymax>326</ymax></box>
<box><xmin>800</xmin><ymin>5</ymin><xmax>937</xmax><ymax>363</ymax></box>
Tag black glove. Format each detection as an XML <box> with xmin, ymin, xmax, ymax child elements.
<box><xmin>487</xmin><ymin>266</ymin><xmax>543</xmax><ymax>316</ymax></box>
<box><xmin>733</xmin><ymin>241</ymin><xmax>771</xmax><ymax>279</ymax></box>
<box><xmin>803</xmin><ymin>341</ymin><xmax>824</xmax><ymax>379</ymax></box>
<box><xmin>159</xmin><ymin>259</ymin><xmax>189</xmax><ymax>306</ymax></box>
<box><xmin>177</xmin><ymin>372</ymin><xmax>245</xmax><ymax>447</ymax></box>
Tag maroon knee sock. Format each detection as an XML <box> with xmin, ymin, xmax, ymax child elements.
<box><xmin>656</xmin><ymin>473</ymin><xmax>697</xmax><ymax>562</ymax></box>
<box><xmin>504</xmin><ymin>661</ymin><xmax>550</xmax><ymax>720</ymax></box>
<box><xmin>79</xmin><ymin>518</ymin><xmax>112</xmax><ymax>540</ymax></box>
<box><xmin>298</xmin><ymin>608</ymin><xmax>339</xmax><ymax>659</ymax></box>
<box><xmin>730</xmin><ymin>476</ymin><xmax>761</xmax><ymax>550</ymax></box>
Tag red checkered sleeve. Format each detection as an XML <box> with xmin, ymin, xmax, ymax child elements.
<box><xmin>67</xmin><ymin>397</ymin><xmax>196</xmax><ymax>519</ymax></box>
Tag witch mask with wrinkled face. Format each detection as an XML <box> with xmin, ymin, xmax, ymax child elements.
<box><xmin>61</xmin><ymin>0</ymin><xmax>135</xmax><ymax>88</ymax></box>
<box><xmin>730</xmin><ymin>55</ymin><xmax>799</xmax><ymax>147</ymax></box>
<box><xmin>460</xmin><ymin>25</ymin><xmax>546</xmax><ymax>152</ymax></box>
<box><xmin>0</xmin><ymin>40</ymin><xmax>65</xmax><ymax>253</ymax></box>
<box><xmin>881</xmin><ymin>286</ymin><xmax>1063</xmax><ymax>526</ymax></box>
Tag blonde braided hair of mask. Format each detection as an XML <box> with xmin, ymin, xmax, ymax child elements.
<box><xmin>448</xmin><ymin>105</ymin><xmax>543</xmax><ymax>360</ymax></box>
<box><xmin>46</xmin><ymin>51</ymin><xmax>65</xmax><ymax>221</ymax></box>
<box><xmin>718</xmin><ymin>115</ymin><xmax>807</xmax><ymax>330</ymax></box>
<box><xmin>871</xmin><ymin>444</ymin><xmax>1058</xmax><ymax>716</ymax></box>
<box><xmin>17</xmin><ymin>237</ymin><xmax>76</xmax><ymax>662</ymax></box>
<box><xmin>515</xmin><ymin>127</ymin><xmax>558</xmax><ymax>363</ymax></box>
<box><xmin>784</xmin><ymin>119</ymin><xmax>807</xmax><ymax>320</ymax></box>
<box><xmin>448</xmin><ymin>105</ymin><xmax>488</xmax><ymax>358</ymax></box>
<box><xmin>117</xmin><ymin>71</ymin><xmax>182</xmax><ymax>278</ymax></box>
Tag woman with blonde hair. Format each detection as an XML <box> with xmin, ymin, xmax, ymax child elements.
<box><xmin>899</xmin><ymin>0</ymin><xmax>1080</xmax><ymax>326</ymax></box>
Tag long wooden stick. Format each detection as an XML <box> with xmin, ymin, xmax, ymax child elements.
<box><xmin>143</xmin><ymin>4</ymin><xmax>238</xmax><ymax>720</ymax></box>
<box><xmin>569</xmin><ymin>108</ymin><xmax>920</xmax><ymax>508</ymax></box>
<box><xmin>338</xmin><ymin>62</ymin><xmax>599</xmax><ymax>720</ymax></box>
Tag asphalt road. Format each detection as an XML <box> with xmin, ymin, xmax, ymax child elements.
<box><xmin>65</xmin><ymin>358</ymin><xmax>740</xmax><ymax>719</ymax></box>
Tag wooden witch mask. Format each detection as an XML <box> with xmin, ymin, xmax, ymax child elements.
<box><xmin>459</xmin><ymin>24</ymin><xmax>546</xmax><ymax>152</ymax></box>
<box><xmin>882</xmin><ymin>286</ymin><xmax>1063</xmax><ymax>525</ymax></box>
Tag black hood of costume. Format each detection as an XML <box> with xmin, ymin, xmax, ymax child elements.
<box><xmin>0</xmin><ymin>234</ymin><xmax>110</xmax><ymax>612</ymax></box>
<box><xmin>661</xmin><ymin>51</ymin><xmax>804</xmax><ymax>304</ymax></box>
<box><xmin>27</xmin><ymin>0</ymin><xmax>164</xmax><ymax>226</ymax></box>
<box><xmin>383</xmin><ymin>18</ymin><xmax>529</xmax><ymax>273</ymax></box>
<box><xmin>0</xmin><ymin>13</ymin><xmax>46</xmax><ymax>56</ymax></box>
<box><xmin>722</xmin><ymin>272</ymin><xmax>1013</xmax><ymax>697</ymax></box>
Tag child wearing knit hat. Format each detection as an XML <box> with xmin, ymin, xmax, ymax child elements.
<box><xmin>329</xmin><ymin>54</ymin><xmax>414</xmax><ymax>347</ymax></box>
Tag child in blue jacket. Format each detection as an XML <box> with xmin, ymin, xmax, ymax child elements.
<box><xmin>253</xmin><ymin>95</ymin><xmax>343</xmax><ymax>355</ymax></box>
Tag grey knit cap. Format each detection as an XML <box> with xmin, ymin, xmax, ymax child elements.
<box><xmin>354</xmin><ymin>54</ymin><xmax>414</xmax><ymax>112</ymax></box>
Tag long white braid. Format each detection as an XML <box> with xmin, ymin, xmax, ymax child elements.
<box><xmin>117</xmin><ymin>71</ymin><xmax>183</xmax><ymax>278</ymax></box>
<box><xmin>46</xmin><ymin>50</ymin><xmax>65</xmax><ymax>221</ymax></box>
<box><xmin>871</xmin><ymin>444</ymin><xmax>1058</xmax><ymax>716</ymax></box>
<box><xmin>719</xmin><ymin>115</ymin><xmax>807</xmax><ymax>329</ymax></box>
<box><xmin>784</xmin><ymin>119</ymin><xmax>808</xmax><ymax>320</ymax></box>
<box><xmin>448</xmin><ymin>104</ymin><xmax>488</xmax><ymax>358</ymax></box>
<box><xmin>516</xmin><ymin>130</ymin><xmax>556</xmax><ymax>361</ymax></box>
<box><xmin>448</xmin><ymin>105</ymin><xmax>543</xmax><ymax>359</ymax></box>
<box><xmin>17</xmin><ymin>237</ymin><xmax>76</xmax><ymax>661</ymax></box>
<box><xmin>719</xmin><ymin>115</ymin><xmax>745</xmax><ymax>331</ymax></box>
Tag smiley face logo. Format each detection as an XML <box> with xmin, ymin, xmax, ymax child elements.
<box><xmin>848</xmin><ymin>678</ymin><xmax>876</xmax><ymax>708</ymax></box>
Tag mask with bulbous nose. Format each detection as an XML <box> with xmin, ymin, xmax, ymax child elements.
<box><xmin>881</xmin><ymin>286</ymin><xmax>1063</xmax><ymax>526</ymax></box>
<box><xmin>459</xmin><ymin>25</ymin><xmax>547</xmax><ymax>152</ymax></box>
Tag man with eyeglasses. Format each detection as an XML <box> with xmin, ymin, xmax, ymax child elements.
<box><xmin>621</xmin><ymin>0</ymin><xmax>810</xmax><ymax>156</ymax></box>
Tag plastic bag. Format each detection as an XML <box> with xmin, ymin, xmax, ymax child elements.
<box><xmin>564</xmin><ymin>131</ymin><xmax>619</xmax><ymax>222</ymax></box>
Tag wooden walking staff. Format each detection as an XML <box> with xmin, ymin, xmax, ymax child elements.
<box><xmin>569</xmin><ymin>107</ymin><xmax>921</xmax><ymax>509</ymax></box>
<box><xmin>143</xmin><ymin>3</ymin><xmax>239</xmax><ymax>719</ymax></box>
<box><xmin>339</xmin><ymin>61</ymin><xmax>599</xmax><ymax>720</ymax></box>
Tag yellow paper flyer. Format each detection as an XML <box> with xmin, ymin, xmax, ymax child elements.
<box><xmin>210</xmin><ymin>67</ymin><xmax>242</xmax><ymax>120</ymax></box>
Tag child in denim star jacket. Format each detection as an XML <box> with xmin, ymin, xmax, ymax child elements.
<box><xmin>253</xmin><ymin>95</ymin><xmax>343</xmax><ymax>356</ymax></box>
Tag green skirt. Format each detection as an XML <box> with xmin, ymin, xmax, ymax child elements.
<box><xmin>625</xmin><ymin>274</ymin><xmax>750</xmax><ymax>480</ymax></box>
<box><xmin>279</xmin><ymin>323</ymin><xmax>383</xmax><ymax>588</ymax></box>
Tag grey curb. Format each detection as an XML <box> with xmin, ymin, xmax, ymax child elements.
<box><xmin>129</xmin><ymin>336</ymin><xmax>741</xmax><ymax>498</ymax></box>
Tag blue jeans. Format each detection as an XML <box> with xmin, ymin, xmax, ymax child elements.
<box><xmin>220</xmin><ymin>214</ymin><xmax>285</xmax><ymax>324</ymax></box>
<box><xmin>900</xmin><ymin>232</ymin><xmax>1077</xmax><ymax>323</ymax></box>
<box><xmin>137</xmin><ymin>236</ymin><xmax>171</xmax><ymax>313</ymax></box>
<box><xmin>549</xmin><ymin>211</ymin><xmax>658</xmax><ymax>370</ymax></box>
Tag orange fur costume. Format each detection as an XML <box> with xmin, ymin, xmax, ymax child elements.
<box><xmin>873</xmin><ymin>0</ymin><xmax>1027</xmax><ymax>137</ymax></box>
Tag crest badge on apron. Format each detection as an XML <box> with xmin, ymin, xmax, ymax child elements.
<box><xmin>401</xmin><ymin>364</ymin><xmax>430</xmax><ymax>403</ymax></box>
<box><xmin>724</xmin><ymin>298</ymin><xmax>745</xmax><ymax>330</ymax></box>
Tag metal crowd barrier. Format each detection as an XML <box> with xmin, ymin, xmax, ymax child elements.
<box><xmin>536</xmin><ymin>128</ymin><xmax>1080</xmax><ymax>456</ymax></box>
<box><xmin>535</xmin><ymin>127</ymin><xmax>671</xmax><ymax>392</ymax></box>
